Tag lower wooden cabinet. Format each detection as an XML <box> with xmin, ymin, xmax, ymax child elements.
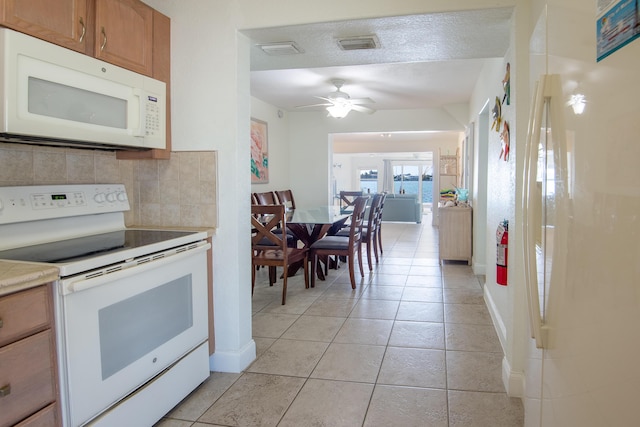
<box><xmin>0</xmin><ymin>285</ymin><xmax>60</xmax><ymax>427</ymax></box>
<box><xmin>439</xmin><ymin>206</ymin><xmax>472</xmax><ymax>265</ymax></box>
<box><xmin>14</xmin><ymin>403</ymin><xmax>58</xmax><ymax>427</ymax></box>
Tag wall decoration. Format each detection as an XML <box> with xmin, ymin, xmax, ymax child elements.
<box><xmin>500</xmin><ymin>120</ymin><xmax>510</xmax><ymax>161</ymax></box>
<box><xmin>491</xmin><ymin>96</ymin><xmax>502</xmax><ymax>132</ymax></box>
<box><xmin>597</xmin><ymin>0</ymin><xmax>639</xmax><ymax>61</ymax></box>
<box><xmin>502</xmin><ymin>62</ymin><xmax>511</xmax><ymax>105</ymax></box>
<box><xmin>250</xmin><ymin>118</ymin><xmax>269</xmax><ymax>183</ymax></box>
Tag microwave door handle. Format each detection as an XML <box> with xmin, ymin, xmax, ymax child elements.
<box><xmin>130</xmin><ymin>88</ymin><xmax>145</xmax><ymax>137</ymax></box>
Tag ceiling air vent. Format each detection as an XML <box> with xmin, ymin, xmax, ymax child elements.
<box><xmin>336</xmin><ymin>35</ymin><xmax>380</xmax><ymax>51</ymax></box>
<box><xmin>257</xmin><ymin>41</ymin><xmax>303</xmax><ymax>55</ymax></box>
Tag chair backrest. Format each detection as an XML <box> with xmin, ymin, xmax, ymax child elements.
<box><xmin>275</xmin><ymin>190</ymin><xmax>296</xmax><ymax>210</ymax></box>
<box><xmin>251</xmin><ymin>204</ymin><xmax>288</xmax><ymax>256</ymax></box>
<box><xmin>367</xmin><ymin>193</ymin><xmax>384</xmax><ymax>231</ymax></box>
<box><xmin>340</xmin><ymin>191</ymin><xmax>363</xmax><ymax>212</ymax></box>
<box><xmin>251</xmin><ymin>193</ymin><xmax>258</xmax><ymax>204</ymax></box>
<box><xmin>346</xmin><ymin>196</ymin><xmax>368</xmax><ymax>246</ymax></box>
<box><xmin>376</xmin><ymin>192</ymin><xmax>387</xmax><ymax>226</ymax></box>
<box><xmin>254</xmin><ymin>191</ymin><xmax>278</xmax><ymax>205</ymax></box>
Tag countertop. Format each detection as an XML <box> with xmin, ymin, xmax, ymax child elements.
<box><xmin>0</xmin><ymin>260</ymin><xmax>59</xmax><ymax>297</ymax></box>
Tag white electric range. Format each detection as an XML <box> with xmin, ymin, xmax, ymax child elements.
<box><xmin>0</xmin><ymin>184</ymin><xmax>211</xmax><ymax>426</ymax></box>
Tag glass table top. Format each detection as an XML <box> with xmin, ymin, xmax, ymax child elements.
<box><xmin>286</xmin><ymin>206</ymin><xmax>350</xmax><ymax>225</ymax></box>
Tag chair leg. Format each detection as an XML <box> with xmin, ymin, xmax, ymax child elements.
<box><xmin>372</xmin><ymin>231</ymin><xmax>380</xmax><ymax>263</ymax></box>
<box><xmin>303</xmin><ymin>254</ymin><xmax>310</xmax><ymax>289</ymax></box>
<box><xmin>378</xmin><ymin>228</ymin><xmax>383</xmax><ymax>255</ymax></box>
<box><xmin>365</xmin><ymin>237</ymin><xmax>373</xmax><ymax>271</ymax></box>
<box><xmin>269</xmin><ymin>266</ymin><xmax>276</xmax><ymax>286</ymax></box>
<box><xmin>357</xmin><ymin>244</ymin><xmax>365</xmax><ymax>278</ymax></box>
<box><xmin>281</xmin><ymin>270</ymin><xmax>287</xmax><ymax>305</ymax></box>
<box><xmin>347</xmin><ymin>254</ymin><xmax>357</xmax><ymax>289</ymax></box>
<box><xmin>251</xmin><ymin>263</ymin><xmax>256</xmax><ymax>295</ymax></box>
<box><xmin>310</xmin><ymin>253</ymin><xmax>316</xmax><ymax>288</ymax></box>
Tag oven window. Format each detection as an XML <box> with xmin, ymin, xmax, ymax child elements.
<box><xmin>98</xmin><ymin>275</ymin><xmax>193</xmax><ymax>380</ymax></box>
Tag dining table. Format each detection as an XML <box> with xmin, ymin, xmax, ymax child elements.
<box><xmin>285</xmin><ymin>205</ymin><xmax>351</xmax><ymax>279</ymax></box>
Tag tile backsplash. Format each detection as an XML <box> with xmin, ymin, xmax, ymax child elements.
<box><xmin>0</xmin><ymin>143</ymin><xmax>217</xmax><ymax>228</ymax></box>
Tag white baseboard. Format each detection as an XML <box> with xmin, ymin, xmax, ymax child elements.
<box><xmin>209</xmin><ymin>339</ymin><xmax>256</xmax><ymax>373</ymax></box>
<box><xmin>473</xmin><ymin>262</ymin><xmax>486</xmax><ymax>275</ymax></box>
<box><xmin>484</xmin><ymin>285</ymin><xmax>506</xmax><ymax>351</ymax></box>
<box><xmin>502</xmin><ymin>355</ymin><xmax>525</xmax><ymax>398</ymax></box>
<box><xmin>484</xmin><ymin>286</ymin><xmax>525</xmax><ymax>399</ymax></box>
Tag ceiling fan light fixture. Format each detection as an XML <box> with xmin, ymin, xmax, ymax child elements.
<box><xmin>327</xmin><ymin>104</ymin><xmax>351</xmax><ymax>118</ymax></box>
<box><xmin>257</xmin><ymin>41</ymin><xmax>304</xmax><ymax>55</ymax></box>
<box><xmin>336</xmin><ymin>35</ymin><xmax>380</xmax><ymax>51</ymax></box>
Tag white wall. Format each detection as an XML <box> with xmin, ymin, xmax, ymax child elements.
<box><xmin>143</xmin><ymin>0</ymin><xmax>256</xmax><ymax>372</ymax></box>
<box><xmin>288</xmin><ymin>108</ymin><xmax>467</xmax><ymax>207</ymax></box>
<box><xmin>142</xmin><ymin>0</ymin><xmax>518</xmax><ymax>374</ymax></box>
<box><xmin>467</xmin><ymin>5</ymin><xmax>530</xmax><ymax>399</ymax></box>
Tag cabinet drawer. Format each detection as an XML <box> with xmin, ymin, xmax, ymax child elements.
<box><xmin>0</xmin><ymin>286</ymin><xmax>51</xmax><ymax>347</ymax></box>
<box><xmin>14</xmin><ymin>403</ymin><xmax>58</xmax><ymax>427</ymax></box>
<box><xmin>0</xmin><ymin>330</ymin><xmax>57</xmax><ymax>427</ymax></box>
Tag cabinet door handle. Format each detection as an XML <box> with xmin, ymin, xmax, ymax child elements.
<box><xmin>0</xmin><ymin>384</ymin><xmax>10</xmax><ymax>397</ymax></box>
<box><xmin>79</xmin><ymin>17</ymin><xmax>86</xmax><ymax>43</ymax></box>
<box><xmin>100</xmin><ymin>27</ymin><xmax>107</xmax><ymax>51</ymax></box>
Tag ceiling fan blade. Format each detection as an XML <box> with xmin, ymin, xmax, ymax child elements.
<box><xmin>348</xmin><ymin>97</ymin><xmax>375</xmax><ymax>105</ymax></box>
<box><xmin>295</xmin><ymin>102</ymin><xmax>332</xmax><ymax>108</ymax></box>
<box><xmin>315</xmin><ymin>96</ymin><xmax>337</xmax><ymax>103</ymax></box>
<box><xmin>350</xmin><ymin>104</ymin><xmax>376</xmax><ymax>114</ymax></box>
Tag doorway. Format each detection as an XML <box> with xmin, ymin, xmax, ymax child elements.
<box><xmin>473</xmin><ymin>102</ymin><xmax>490</xmax><ymax>275</ymax></box>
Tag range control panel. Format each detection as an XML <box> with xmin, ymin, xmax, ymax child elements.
<box><xmin>0</xmin><ymin>184</ymin><xmax>130</xmax><ymax>225</ymax></box>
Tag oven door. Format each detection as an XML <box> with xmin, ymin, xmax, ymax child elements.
<box><xmin>56</xmin><ymin>244</ymin><xmax>209</xmax><ymax>427</ymax></box>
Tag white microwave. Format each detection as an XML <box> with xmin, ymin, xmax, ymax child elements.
<box><xmin>0</xmin><ymin>28</ymin><xmax>166</xmax><ymax>151</ymax></box>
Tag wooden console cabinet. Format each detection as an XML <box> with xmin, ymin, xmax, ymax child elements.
<box><xmin>439</xmin><ymin>206</ymin><xmax>472</xmax><ymax>265</ymax></box>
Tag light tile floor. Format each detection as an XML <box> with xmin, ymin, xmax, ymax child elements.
<box><xmin>157</xmin><ymin>215</ymin><xmax>524</xmax><ymax>427</ymax></box>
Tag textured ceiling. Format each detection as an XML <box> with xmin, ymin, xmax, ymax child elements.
<box><xmin>243</xmin><ymin>8</ymin><xmax>513</xmax><ymax>112</ymax></box>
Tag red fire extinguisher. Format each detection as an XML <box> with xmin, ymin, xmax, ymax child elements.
<box><xmin>496</xmin><ymin>220</ymin><xmax>508</xmax><ymax>286</ymax></box>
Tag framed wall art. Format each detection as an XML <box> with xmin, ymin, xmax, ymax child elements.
<box><xmin>250</xmin><ymin>117</ymin><xmax>269</xmax><ymax>183</ymax></box>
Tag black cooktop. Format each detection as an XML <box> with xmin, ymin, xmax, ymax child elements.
<box><xmin>0</xmin><ymin>229</ymin><xmax>197</xmax><ymax>264</ymax></box>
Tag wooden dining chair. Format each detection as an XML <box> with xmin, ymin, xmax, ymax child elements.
<box><xmin>254</xmin><ymin>191</ymin><xmax>278</xmax><ymax>205</ymax></box>
<box><xmin>251</xmin><ymin>204</ymin><xmax>309</xmax><ymax>305</ymax></box>
<box><xmin>361</xmin><ymin>193</ymin><xmax>384</xmax><ymax>270</ymax></box>
<box><xmin>339</xmin><ymin>190</ymin><xmax>363</xmax><ymax>213</ymax></box>
<box><xmin>253</xmin><ymin>191</ymin><xmax>298</xmax><ymax>247</ymax></box>
<box><xmin>275</xmin><ymin>190</ymin><xmax>296</xmax><ymax>210</ymax></box>
<box><xmin>335</xmin><ymin>193</ymin><xmax>382</xmax><ymax>270</ymax></box>
<box><xmin>310</xmin><ymin>196</ymin><xmax>367</xmax><ymax>289</ymax></box>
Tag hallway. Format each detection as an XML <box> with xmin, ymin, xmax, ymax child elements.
<box><xmin>158</xmin><ymin>215</ymin><xmax>524</xmax><ymax>426</ymax></box>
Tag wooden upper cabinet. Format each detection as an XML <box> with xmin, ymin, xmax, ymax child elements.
<box><xmin>94</xmin><ymin>0</ymin><xmax>153</xmax><ymax>76</ymax></box>
<box><xmin>0</xmin><ymin>0</ymin><xmax>88</xmax><ymax>52</ymax></box>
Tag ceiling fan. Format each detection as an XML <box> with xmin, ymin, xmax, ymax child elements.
<box><xmin>296</xmin><ymin>79</ymin><xmax>376</xmax><ymax>118</ymax></box>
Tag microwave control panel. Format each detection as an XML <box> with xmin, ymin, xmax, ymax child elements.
<box><xmin>145</xmin><ymin>95</ymin><xmax>161</xmax><ymax>137</ymax></box>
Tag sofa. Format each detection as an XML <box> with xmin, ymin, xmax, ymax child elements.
<box><xmin>381</xmin><ymin>194</ymin><xmax>422</xmax><ymax>223</ymax></box>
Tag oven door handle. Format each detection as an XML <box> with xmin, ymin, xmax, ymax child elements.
<box><xmin>61</xmin><ymin>241</ymin><xmax>211</xmax><ymax>295</ymax></box>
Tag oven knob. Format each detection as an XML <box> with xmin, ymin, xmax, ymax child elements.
<box><xmin>106</xmin><ymin>192</ymin><xmax>117</xmax><ymax>202</ymax></box>
<box><xmin>116</xmin><ymin>191</ymin><xmax>128</xmax><ymax>202</ymax></box>
<box><xmin>94</xmin><ymin>193</ymin><xmax>106</xmax><ymax>203</ymax></box>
